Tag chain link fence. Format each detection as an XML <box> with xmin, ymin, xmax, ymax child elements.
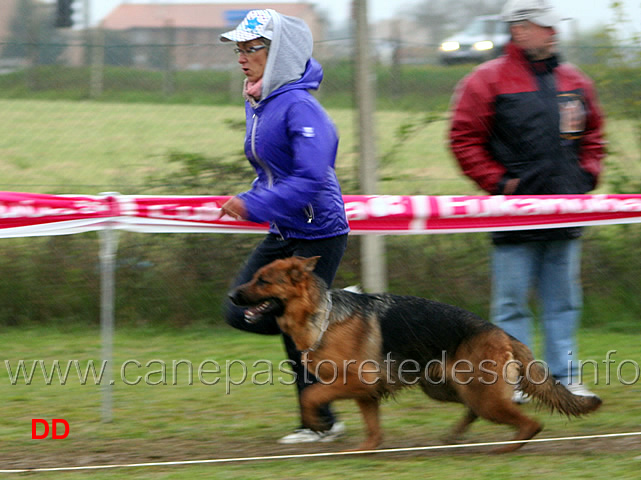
<box><xmin>3</xmin><ymin>30</ymin><xmax>640</xmax><ymax>99</ymax></box>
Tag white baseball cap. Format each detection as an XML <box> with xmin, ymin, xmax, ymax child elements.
<box><xmin>220</xmin><ymin>9</ymin><xmax>274</xmax><ymax>43</ymax></box>
<box><xmin>500</xmin><ymin>0</ymin><xmax>561</xmax><ymax>27</ymax></box>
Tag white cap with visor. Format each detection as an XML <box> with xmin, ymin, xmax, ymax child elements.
<box><xmin>500</xmin><ymin>0</ymin><xmax>561</xmax><ymax>27</ymax></box>
<box><xmin>220</xmin><ymin>9</ymin><xmax>275</xmax><ymax>42</ymax></box>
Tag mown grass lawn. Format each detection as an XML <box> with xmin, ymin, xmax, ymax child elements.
<box><xmin>1</xmin><ymin>99</ymin><xmax>639</xmax><ymax>196</ymax></box>
<box><xmin>1</xmin><ymin>325</ymin><xmax>639</xmax><ymax>479</ymax></box>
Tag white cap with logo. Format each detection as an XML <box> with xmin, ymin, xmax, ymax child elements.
<box><xmin>220</xmin><ymin>9</ymin><xmax>275</xmax><ymax>43</ymax></box>
<box><xmin>500</xmin><ymin>0</ymin><xmax>561</xmax><ymax>27</ymax></box>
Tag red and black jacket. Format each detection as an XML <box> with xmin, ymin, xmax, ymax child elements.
<box><xmin>449</xmin><ymin>42</ymin><xmax>606</xmax><ymax>243</ymax></box>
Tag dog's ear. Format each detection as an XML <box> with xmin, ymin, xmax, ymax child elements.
<box><xmin>303</xmin><ymin>256</ymin><xmax>320</xmax><ymax>272</ymax></box>
<box><xmin>289</xmin><ymin>266</ymin><xmax>303</xmax><ymax>283</ymax></box>
<box><xmin>288</xmin><ymin>256</ymin><xmax>319</xmax><ymax>284</ymax></box>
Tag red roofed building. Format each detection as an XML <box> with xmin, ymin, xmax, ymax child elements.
<box><xmin>100</xmin><ymin>3</ymin><xmax>326</xmax><ymax>70</ymax></box>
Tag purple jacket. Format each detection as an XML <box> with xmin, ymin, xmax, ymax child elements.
<box><xmin>238</xmin><ymin>58</ymin><xmax>349</xmax><ymax>239</ymax></box>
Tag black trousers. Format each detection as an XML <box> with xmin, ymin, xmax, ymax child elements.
<box><xmin>224</xmin><ymin>233</ymin><xmax>348</xmax><ymax>428</ymax></box>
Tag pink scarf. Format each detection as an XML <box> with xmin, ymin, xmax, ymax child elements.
<box><xmin>244</xmin><ymin>78</ymin><xmax>263</xmax><ymax>101</ymax></box>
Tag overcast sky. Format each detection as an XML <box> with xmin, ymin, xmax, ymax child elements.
<box><xmin>81</xmin><ymin>0</ymin><xmax>641</xmax><ymax>36</ymax></box>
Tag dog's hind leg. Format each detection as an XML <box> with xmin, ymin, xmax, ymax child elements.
<box><xmin>457</xmin><ymin>375</ymin><xmax>541</xmax><ymax>453</ymax></box>
<box><xmin>471</xmin><ymin>397</ymin><xmax>542</xmax><ymax>453</ymax></box>
<box><xmin>443</xmin><ymin>408</ymin><xmax>478</xmax><ymax>444</ymax></box>
<box><xmin>488</xmin><ymin>406</ymin><xmax>542</xmax><ymax>454</ymax></box>
<box><xmin>455</xmin><ymin>332</ymin><xmax>542</xmax><ymax>452</ymax></box>
<box><xmin>353</xmin><ymin>397</ymin><xmax>383</xmax><ymax>451</ymax></box>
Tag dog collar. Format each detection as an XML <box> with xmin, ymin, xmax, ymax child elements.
<box><xmin>302</xmin><ymin>292</ymin><xmax>332</xmax><ymax>353</ymax></box>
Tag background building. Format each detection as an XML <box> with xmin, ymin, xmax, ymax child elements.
<box><xmin>100</xmin><ymin>2</ymin><xmax>326</xmax><ymax>70</ymax></box>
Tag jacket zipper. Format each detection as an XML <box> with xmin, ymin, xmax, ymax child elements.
<box><xmin>305</xmin><ymin>203</ymin><xmax>314</xmax><ymax>223</ymax></box>
<box><xmin>251</xmin><ymin>113</ymin><xmax>272</xmax><ymax>188</ymax></box>
<box><xmin>250</xmin><ymin>113</ymin><xmax>283</xmax><ymax>238</ymax></box>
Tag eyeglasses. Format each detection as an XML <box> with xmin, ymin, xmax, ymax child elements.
<box><xmin>233</xmin><ymin>45</ymin><xmax>267</xmax><ymax>56</ymax></box>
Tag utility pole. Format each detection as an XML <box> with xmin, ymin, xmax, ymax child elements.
<box><xmin>354</xmin><ymin>0</ymin><xmax>387</xmax><ymax>293</ymax></box>
<box><xmin>25</xmin><ymin>0</ymin><xmax>38</xmax><ymax>90</ymax></box>
<box><xmin>163</xmin><ymin>18</ymin><xmax>176</xmax><ymax>97</ymax></box>
<box><xmin>81</xmin><ymin>0</ymin><xmax>104</xmax><ymax>98</ymax></box>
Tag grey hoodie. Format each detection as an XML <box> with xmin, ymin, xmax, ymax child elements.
<box><xmin>260</xmin><ymin>9</ymin><xmax>314</xmax><ymax>99</ymax></box>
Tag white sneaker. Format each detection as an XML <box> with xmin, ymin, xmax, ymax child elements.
<box><xmin>512</xmin><ymin>389</ymin><xmax>531</xmax><ymax>404</ymax></box>
<box><xmin>278</xmin><ymin>422</ymin><xmax>346</xmax><ymax>444</ymax></box>
<box><xmin>565</xmin><ymin>383</ymin><xmax>600</xmax><ymax>398</ymax></box>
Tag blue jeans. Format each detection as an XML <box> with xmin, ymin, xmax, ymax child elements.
<box><xmin>491</xmin><ymin>239</ymin><xmax>582</xmax><ymax>384</ymax></box>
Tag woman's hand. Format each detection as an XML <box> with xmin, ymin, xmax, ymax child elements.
<box><xmin>220</xmin><ymin>197</ymin><xmax>248</xmax><ymax>221</ymax></box>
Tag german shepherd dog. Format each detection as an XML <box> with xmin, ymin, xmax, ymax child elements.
<box><xmin>229</xmin><ymin>256</ymin><xmax>602</xmax><ymax>452</ymax></box>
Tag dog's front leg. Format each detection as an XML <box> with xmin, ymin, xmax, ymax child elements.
<box><xmin>354</xmin><ymin>396</ymin><xmax>382</xmax><ymax>450</ymax></box>
<box><xmin>299</xmin><ymin>383</ymin><xmax>338</xmax><ymax>432</ymax></box>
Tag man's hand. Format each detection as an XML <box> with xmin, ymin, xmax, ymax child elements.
<box><xmin>220</xmin><ymin>197</ymin><xmax>248</xmax><ymax>221</ymax></box>
<box><xmin>503</xmin><ymin>178</ymin><xmax>520</xmax><ymax>195</ymax></box>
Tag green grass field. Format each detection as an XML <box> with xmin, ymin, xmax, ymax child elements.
<box><xmin>1</xmin><ymin>99</ymin><xmax>640</xmax><ymax>478</ymax></box>
<box><xmin>1</xmin><ymin>326</ymin><xmax>640</xmax><ymax>479</ymax></box>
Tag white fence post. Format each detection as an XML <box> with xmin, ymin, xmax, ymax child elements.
<box><xmin>98</xmin><ymin>193</ymin><xmax>120</xmax><ymax>423</ymax></box>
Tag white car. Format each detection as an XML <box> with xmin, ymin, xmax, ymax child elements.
<box><xmin>439</xmin><ymin>15</ymin><xmax>510</xmax><ymax>65</ymax></box>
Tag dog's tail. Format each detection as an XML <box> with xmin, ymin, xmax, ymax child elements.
<box><xmin>510</xmin><ymin>337</ymin><xmax>602</xmax><ymax>416</ymax></box>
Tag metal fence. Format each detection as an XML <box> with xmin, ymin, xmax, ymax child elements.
<box><xmin>2</xmin><ymin>33</ymin><xmax>640</xmax><ymax>100</ymax></box>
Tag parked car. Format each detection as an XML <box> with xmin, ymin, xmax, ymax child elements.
<box><xmin>439</xmin><ymin>15</ymin><xmax>509</xmax><ymax>65</ymax></box>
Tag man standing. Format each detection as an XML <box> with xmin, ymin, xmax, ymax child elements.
<box><xmin>449</xmin><ymin>0</ymin><xmax>605</xmax><ymax>401</ymax></box>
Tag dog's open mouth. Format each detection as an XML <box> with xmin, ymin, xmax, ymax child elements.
<box><xmin>243</xmin><ymin>298</ymin><xmax>283</xmax><ymax>324</ymax></box>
